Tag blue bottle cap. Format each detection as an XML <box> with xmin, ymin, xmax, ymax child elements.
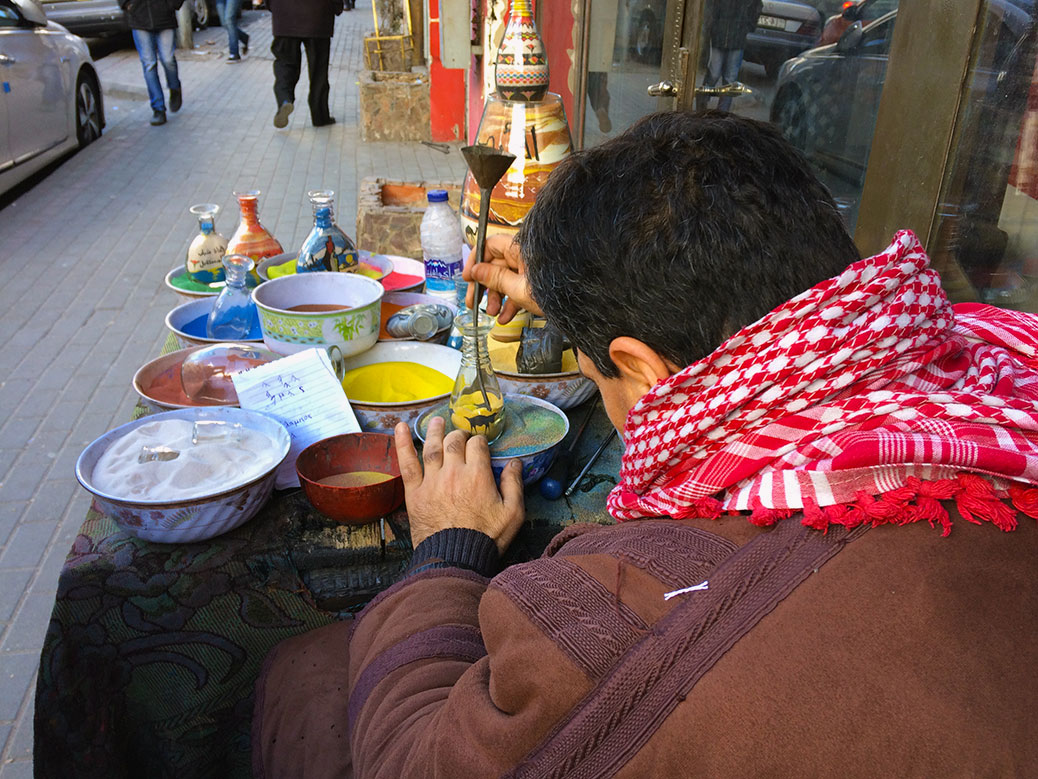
<box><xmin>427</xmin><ymin>190</ymin><xmax>448</xmax><ymax>203</ymax></box>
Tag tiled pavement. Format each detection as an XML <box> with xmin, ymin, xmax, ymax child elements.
<box><xmin>0</xmin><ymin>6</ymin><xmax>467</xmax><ymax>775</ymax></box>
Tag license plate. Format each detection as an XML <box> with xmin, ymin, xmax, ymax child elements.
<box><xmin>757</xmin><ymin>14</ymin><xmax>785</xmax><ymax>30</ymax></box>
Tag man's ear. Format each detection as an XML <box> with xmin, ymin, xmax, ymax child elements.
<box><xmin>607</xmin><ymin>337</ymin><xmax>678</xmax><ymax>398</ymax></box>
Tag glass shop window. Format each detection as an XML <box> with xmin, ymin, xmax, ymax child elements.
<box><xmin>699</xmin><ymin>0</ymin><xmax>899</xmax><ymax>233</ymax></box>
<box><xmin>929</xmin><ymin>0</ymin><xmax>1038</xmax><ymax>309</ymax></box>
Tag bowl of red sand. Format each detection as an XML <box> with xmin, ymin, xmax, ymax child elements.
<box><xmin>295</xmin><ymin>432</ymin><xmax>404</xmax><ymax>525</ymax></box>
<box><xmin>133</xmin><ymin>345</ymin><xmax>242</xmax><ymax>412</ymax></box>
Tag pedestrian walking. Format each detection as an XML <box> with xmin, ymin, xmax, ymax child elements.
<box><xmin>118</xmin><ymin>0</ymin><xmax>184</xmax><ymax>125</ymax></box>
<box><xmin>697</xmin><ymin>0</ymin><xmax>762</xmax><ymax>112</ymax></box>
<box><xmin>217</xmin><ymin>0</ymin><xmax>250</xmax><ymax>63</ymax></box>
<box><xmin>267</xmin><ymin>0</ymin><xmax>343</xmax><ymax>128</ymax></box>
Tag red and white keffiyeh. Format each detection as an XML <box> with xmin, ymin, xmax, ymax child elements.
<box><xmin>610</xmin><ymin>230</ymin><xmax>1038</xmax><ymax>533</ymax></box>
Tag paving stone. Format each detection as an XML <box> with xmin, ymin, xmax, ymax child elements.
<box><xmin>2</xmin><ymin>594</ymin><xmax>54</xmax><ymax>653</ymax></box>
<box><xmin>0</xmin><ymin>570</ymin><xmax>31</xmax><ymax>624</ymax></box>
<box><xmin>5</xmin><ymin>699</ymin><xmax>32</xmax><ymax>761</ymax></box>
<box><xmin>0</xmin><ymin>504</ymin><xmax>26</xmax><ymax>550</ymax></box>
<box><xmin>0</xmin><ymin>757</ymin><xmax>33</xmax><ymax>778</ymax></box>
<box><xmin>0</xmin><ymin>653</ymin><xmax>37</xmax><ymax>721</ymax></box>
<box><xmin>0</xmin><ymin>521</ymin><xmax>56</xmax><ymax>570</ymax></box>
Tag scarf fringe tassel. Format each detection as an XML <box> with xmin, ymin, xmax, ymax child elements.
<box><xmin>679</xmin><ymin>475</ymin><xmax>1038</xmax><ymax>536</ymax></box>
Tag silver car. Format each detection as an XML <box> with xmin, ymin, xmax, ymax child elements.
<box><xmin>0</xmin><ymin>0</ymin><xmax>103</xmax><ymax>196</ymax></box>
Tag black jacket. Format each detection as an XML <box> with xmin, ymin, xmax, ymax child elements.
<box><xmin>117</xmin><ymin>0</ymin><xmax>183</xmax><ymax>31</ymax></box>
<box><xmin>268</xmin><ymin>0</ymin><xmax>343</xmax><ymax>39</ymax></box>
<box><xmin>707</xmin><ymin>0</ymin><xmax>763</xmax><ymax>50</ymax></box>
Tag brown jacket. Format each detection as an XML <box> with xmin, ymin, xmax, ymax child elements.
<box><xmin>254</xmin><ymin>508</ymin><xmax>1038</xmax><ymax>777</ymax></box>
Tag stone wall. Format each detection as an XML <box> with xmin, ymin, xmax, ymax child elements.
<box><xmin>359</xmin><ymin>70</ymin><xmax>430</xmax><ymax>142</ymax></box>
<box><xmin>363</xmin><ymin>33</ymin><xmax>415</xmax><ymax>72</ymax></box>
<box><xmin>356</xmin><ymin>178</ymin><xmax>464</xmax><ymax>259</ymax></box>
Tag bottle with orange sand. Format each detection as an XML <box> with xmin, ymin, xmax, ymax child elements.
<box><xmin>448</xmin><ymin>310</ymin><xmax>505</xmax><ymax>443</ymax></box>
<box><xmin>226</xmin><ymin>190</ymin><xmax>283</xmax><ymax>275</ymax></box>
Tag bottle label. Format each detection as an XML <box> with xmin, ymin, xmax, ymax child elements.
<box><xmin>424</xmin><ymin>256</ymin><xmax>462</xmax><ymax>279</ymax></box>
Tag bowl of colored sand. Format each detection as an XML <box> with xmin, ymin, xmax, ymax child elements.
<box><xmin>378</xmin><ymin>291</ymin><xmax>457</xmax><ymax>344</ymax></box>
<box><xmin>76</xmin><ymin>406</ymin><xmax>291</xmax><ymax>543</ymax></box>
<box><xmin>415</xmin><ymin>394</ymin><xmax>569</xmax><ymax>486</ymax></box>
<box><xmin>376</xmin><ymin>255</ymin><xmax>426</xmax><ymax>293</ymax></box>
<box><xmin>488</xmin><ymin>332</ymin><xmax>597</xmax><ymax>411</ymax></box>
<box><xmin>256</xmin><ymin>251</ymin><xmax>393</xmax><ymax>283</ymax></box>
<box><xmin>134</xmin><ymin>345</ymin><xmax>245</xmax><ymax>412</ymax></box>
<box><xmin>252</xmin><ymin>271</ymin><xmax>384</xmax><ymax>358</ymax></box>
<box><xmin>295</xmin><ymin>432</ymin><xmax>404</xmax><ymax>525</ymax></box>
<box><xmin>164</xmin><ymin>265</ymin><xmax>259</xmax><ymax>303</ymax></box>
<box><xmin>165</xmin><ymin>297</ymin><xmax>265</xmax><ymax>349</ymax></box>
<box><xmin>339</xmin><ymin>341</ymin><xmax>462</xmax><ymax>435</ymax></box>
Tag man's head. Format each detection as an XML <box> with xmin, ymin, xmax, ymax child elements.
<box><xmin>520</xmin><ymin>110</ymin><xmax>859</xmax><ymax>374</ymax></box>
<box><xmin>518</xmin><ymin>110</ymin><xmax>861</xmax><ymax>430</ymax></box>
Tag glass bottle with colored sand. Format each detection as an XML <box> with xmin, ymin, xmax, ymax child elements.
<box><xmin>448</xmin><ymin>309</ymin><xmax>505</xmax><ymax>443</ymax></box>
<box><xmin>226</xmin><ymin>190</ymin><xmax>283</xmax><ymax>271</ymax></box>
<box><xmin>297</xmin><ymin>190</ymin><xmax>358</xmax><ymax>273</ymax></box>
<box><xmin>206</xmin><ymin>254</ymin><xmax>260</xmax><ymax>340</ymax></box>
<box><xmin>185</xmin><ymin>204</ymin><xmax>229</xmax><ymax>284</ymax></box>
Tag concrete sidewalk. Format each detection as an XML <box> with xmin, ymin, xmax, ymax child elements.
<box><xmin>0</xmin><ymin>6</ymin><xmax>467</xmax><ymax>774</ymax></box>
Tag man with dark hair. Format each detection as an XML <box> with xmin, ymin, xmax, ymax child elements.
<box><xmin>254</xmin><ymin>111</ymin><xmax>1038</xmax><ymax>777</ymax></box>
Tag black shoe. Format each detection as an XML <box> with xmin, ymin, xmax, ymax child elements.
<box><xmin>241</xmin><ymin>37</ymin><xmax>249</xmax><ymax>57</ymax></box>
<box><xmin>273</xmin><ymin>101</ymin><xmax>294</xmax><ymax>128</ymax></box>
<box><xmin>226</xmin><ymin>54</ymin><xmax>242</xmax><ymax>64</ymax></box>
<box><xmin>150</xmin><ymin>110</ymin><xmax>166</xmax><ymax>126</ymax></box>
<box><xmin>313</xmin><ymin>116</ymin><xmax>336</xmax><ymax>127</ymax></box>
<box><xmin>169</xmin><ymin>88</ymin><xmax>182</xmax><ymax>113</ymax></box>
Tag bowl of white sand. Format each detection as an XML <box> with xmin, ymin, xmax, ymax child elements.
<box><xmin>75</xmin><ymin>407</ymin><xmax>290</xmax><ymax>543</ymax></box>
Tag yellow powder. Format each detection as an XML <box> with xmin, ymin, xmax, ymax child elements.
<box><xmin>317</xmin><ymin>470</ymin><xmax>393</xmax><ymax>488</ymax></box>
<box><xmin>342</xmin><ymin>362</ymin><xmax>454</xmax><ymax>403</ymax></box>
<box><xmin>488</xmin><ymin>336</ymin><xmax>578</xmax><ymax>374</ymax></box>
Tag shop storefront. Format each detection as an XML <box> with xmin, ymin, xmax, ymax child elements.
<box><xmin>454</xmin><ymin>0</ymin><xmax>1037</xmax><ymax>308</ymax></box>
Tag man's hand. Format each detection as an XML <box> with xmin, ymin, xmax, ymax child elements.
<box><xmin>395</xmin><ymin>419</ymin><xmax>525</xmax><ymax>555</ymax></box>
<box><xmin>463</xmin><ymin>233</ymin><xmax>543</xmax><ymax>324</ymax></box>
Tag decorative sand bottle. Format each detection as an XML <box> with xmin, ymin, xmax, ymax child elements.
<box><xmin>226</xmin><ymin>190</ymin><xmax>284</xmax><ymax>271</ymax></box>
<box><xmin>297</xmin><ymin>190</ymin><xmax>359</xmax><ymax>273</ymax></box>
<box><xmin>448</xmin><ymin>309</ymin><xmax>504</xmax><ymax>443</ymax></box>
<box><xmin>185</xmin><ymin>204</ymin><xmax>228</xmax><ymax>284</ymax></box>
<box><xmin>494</xmin><ymin>0</ymin><xmax>549</xmax><ymax>103</ymax></box>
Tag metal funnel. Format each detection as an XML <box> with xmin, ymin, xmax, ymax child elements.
<box><xmin>460</xmin><ymin>144</ymin><xmax>515</xmax><ymax>410</ymax></box>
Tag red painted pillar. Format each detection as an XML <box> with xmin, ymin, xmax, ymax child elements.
<box><xmin>428</xmin><ymin>0</ymin><xmax>468</xmax><ymax>142</ymax></box>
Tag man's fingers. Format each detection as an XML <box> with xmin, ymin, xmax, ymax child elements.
<box><xmin>442</xmin><ymin>429</ymin><xmax>470</xmax><ymax>463</ymax></box>
<box><xmin>499</xmin><ymin>458</ymin><xmax>525</xmax><ymax>515</ymax></box>
<box><xmin>394</xmin><ymin>422</ymin><xmax>423</xmax><ymax>490</ymax></box>
<box><xmin>422</xmin><ymin>416</ymin><xmax>446</xmax><ymax>471</ymax></box>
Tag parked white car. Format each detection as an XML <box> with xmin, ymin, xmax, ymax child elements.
<box><xmin>0</xmin><ymin>0</ymin><xmax>103</xmax><ymax>197</ymax></box>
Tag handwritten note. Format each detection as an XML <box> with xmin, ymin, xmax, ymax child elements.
<box><xmin>232</xmin><ymin>348</ymin><xmax>361</xmax><ymax>489</ymax></box>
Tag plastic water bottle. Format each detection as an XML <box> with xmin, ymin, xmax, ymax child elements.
<box><xmin>420</xmin><ymin>190</ymin><xmax>464</xmax><ymax>301</ymax></box>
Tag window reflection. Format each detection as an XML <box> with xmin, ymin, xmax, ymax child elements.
<box><xmin>931</xmin><ymin>0</ymin><xmax>1038</xmax><ymax>308</ymax></box>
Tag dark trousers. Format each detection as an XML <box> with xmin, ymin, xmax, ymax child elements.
<box><xmin>271</xmin><ymin>36</ymin><xmax>332</xmax><ymax>124</ymax></box>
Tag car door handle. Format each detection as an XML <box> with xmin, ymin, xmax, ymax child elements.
<box><xmin>647</xmin><ymin>80</ymin><xmax>679</xmax><ymax>97</ymax></box>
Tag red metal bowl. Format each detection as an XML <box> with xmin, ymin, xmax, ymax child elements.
<box><xmin>295</xmin><ymin>433</ymin><xmax>404</xmax><ymax>525</ymax></box>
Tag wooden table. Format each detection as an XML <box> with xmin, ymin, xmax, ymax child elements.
<box><xmin>33</xmin><ymin>390</ymin><xmax>621</xmax><ymax>778</ymax></box>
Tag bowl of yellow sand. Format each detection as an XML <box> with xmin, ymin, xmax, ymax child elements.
<box><xmin>256</xmin><ymin>251</ymin><xmax>392</xmax><ymax>282</ymax></box>
<box><xmin>339</xmin><ymin>341</ymin><xmax>462</xmax><ymax>435</ymax></box>
<box><xmin>488</xmin><ymin>330</ymin><xmax>596</xmax><ymax>410</ymax></box>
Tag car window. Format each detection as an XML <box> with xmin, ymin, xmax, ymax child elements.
<box><xmin>0</xmin><ymin>1</ymin><xmax>21</xmax><ymax>27</ymax></box>
<box><xmin>860</xmin><ymin>14</ymin><xmax>895</xmax><ymax>54</ymax></box>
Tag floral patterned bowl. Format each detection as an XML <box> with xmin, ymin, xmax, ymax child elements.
<box><xmin>75</xmin><ymin>407</ymin><xmax>291</xmax><ymax>543</ymax></box>
<box><xmin>252</xmin><ymin>272</ymin><xmax>384</xmax><ymax>358</ymax></box>
<box><xmin>340</xmin><ymin>341</ymin><xmax>462</xmax><ymax>436</ymax></box>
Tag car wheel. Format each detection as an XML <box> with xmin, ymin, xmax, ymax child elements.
<box><xmin>192</xmin><ymin>0</ymin><xmax>210</xmax><ymax>29</ymax></box>
<box><xmin>631</xmin><ymin>11</ymin><xmax>659</xmax><ymax>64</ymax></box>
<box><xmin>772</xmin><ymin>88</ymin><xmax>809</xmax><ymax>153</ymax></box>
<box><xmin>76</xmin><ymin>73</ymin><xmax>102</xmax><ymax>148</ymax></box>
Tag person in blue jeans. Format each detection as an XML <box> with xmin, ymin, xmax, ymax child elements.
<box><xmin>217</xmin><ymin>0</ymin><xmax>250</xmax><ymax>63</ymax></box>
<box><xmin>696</xmin><ymin>0</ymin><xmax>762</xmax><ymax>112</ymax></box>
<box><xmin>118</xmin><ymin>0</ymin><xmax>184</xmax><ymax>125</ymax></box>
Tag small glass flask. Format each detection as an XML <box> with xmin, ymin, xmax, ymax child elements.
<box><xmin>185</xmin><ymin>204</ymin><xmax>229</xmax><ymax>284</ymax></box>
<box><xmin>181</xmin><ymin>343</ymin><xmax>281</xmax><ymax>404</ymax></box>
<box><xmin>448</xmin><ymin>309</ymin><xmax>505</xmax><ymax>443</ymax></box>
<box><xmin>226</xmin><ymin>190</ymin><xmax>284</xmax><ymax>271</ymax></box>
<box><xmin>297</xmin><ymin>190</ymin><xmax>359</xmax><ymax>274</ymax></box>
<box><xmin>206</xmin><ymin>254</ymin><xmax>260</xmax><ymax>341</ymax></box>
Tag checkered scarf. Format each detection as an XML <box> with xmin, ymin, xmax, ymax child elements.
<box><xmin>610</xmin><ymin>230</ymin><xmax>1038</xmax><ymax>532</ymax></box>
